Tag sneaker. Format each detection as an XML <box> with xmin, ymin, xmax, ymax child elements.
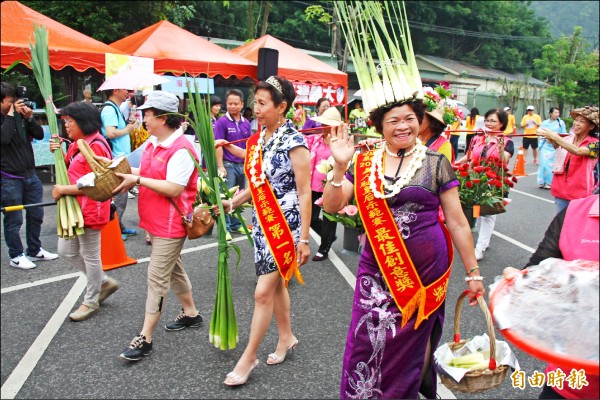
<box><xmin>128</xmin><ymin>192</ymin><xmax>135</xmax><ymax>199</ymax></box>
<box><xmin>99</xmin><ymin>278</ymin><xmax>120</xmax><ymax>304</ymax></box>
<box><xmin>27</xmin><ymin>248</ymin><xmax>58</xmax><ymax>261</ymax></box>
<box><xmin>119</xmin><ymin>334</ymin><xmax>153</xmax><ymax>361</ymax></box>
<box><xmin>165</xmin><ymin>309</ymin><xmax>203</xmax><ymax>331</ymax></box>
<box><xmin>10</xmin><ymin>254</ymin><xmax>36</xmax><ymax>270</ymax></box>
<box><xmin>121</xmin><ymin>234</ymin><xmax>128</xmax><ymax>241</ymax></box>
<box><xmin>129</xmin><ymin>187</ymin><xmax>139</xmax><ymax>195</ymax></box>
<box><xmin>122</xmin><ymin>228</ymin><xmax>137</xmax><ymax>236</ymax></box>
<box><xmin>475</xmin><ymin>248</ymin><xmax>484</xmax><ymax>261</ymax></box>
<box><xmin>225</xmin><ymin>232</ymin><xmax>232</xmax><ymax>241</ymax></box>
<box><xmin>69</xmin><ymin>304</ymin><xmax>99</xmax><ymax>322</ymax></box>
<box><xmin>234</xmin><ymin>226</ymin><xmax>246</xmax><ymax>234</ymax></box>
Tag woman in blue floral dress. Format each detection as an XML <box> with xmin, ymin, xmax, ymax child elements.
<box><xmin>220</xmin><ymin>76</ymin><xmax>312</xmax><ymax>386</ymax></box>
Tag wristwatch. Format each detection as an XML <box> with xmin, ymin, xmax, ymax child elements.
<box><xmin>136</xmin><ymin>176</ymin><xmax>141</xmax><ymax>186</ymax></box>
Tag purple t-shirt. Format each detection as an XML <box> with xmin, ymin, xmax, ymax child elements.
<box><xmin>214</xmin><ymin>112</ymin><xmax>252</xmax><ymax>163</ymax></box>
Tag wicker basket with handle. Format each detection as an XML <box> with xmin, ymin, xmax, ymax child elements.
<box><xmin>439</xmin><ymin>290</ymin><xmax>509</xmax><ymax>393</ymax></box>
<box><xmin>77</xmin><ymin>139</ymin><xmax>131</xmax><ymax>202</ymax></box>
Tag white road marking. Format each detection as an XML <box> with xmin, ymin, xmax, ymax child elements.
<box><xmin>493</xmin><ymin>230</ymin><xmax>536</xmax><ymax>253</ymax></box>
<box><xmin>310</xmin><ymin>229</ymin><xmax>356</xmax><ymax>290</ymax></box>
<box><xmin>1</xmin><ymin>272</ymin><xmax>82</xmax><ymax>294</ymax></box>
<box><xmin>510</xmin><ymin>188</ymin><xmax>554</xmax><ymax>203</ymax></box>
<box><xmin>135</xmin><ymin>236</ymin><xmax>247</xmax><ymax>264</ymax></box>
<box><xmin>0</xmin><ymin>272</ymin><xmax>86</xmax><ymax>400</ymax></box>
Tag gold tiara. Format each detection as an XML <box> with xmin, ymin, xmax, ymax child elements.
<box><xmin>266</xmin><ymin>76</ymin><xmax>283</xmax><ymax>94</ymax></box>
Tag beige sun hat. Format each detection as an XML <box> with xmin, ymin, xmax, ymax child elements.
<box><xmin>570</xmin><ymin>106</ymin><xmax>599</xmax><ymax>130</ymax></box>
<box><xmin>311</xmin><ymin>106</ymin><xmax>343</xmax><ymax>127</ymax></box>
<box><xmin>426</xmin><ymin>107</ymin><xmax>445</xmax><ymax>125</ymax></box>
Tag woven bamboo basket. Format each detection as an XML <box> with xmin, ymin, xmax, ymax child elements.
<box><xmin>439</xmin><ymin>291</ymin><xmax>509</xmax><ymax>393</ymax></box>
<box><xmin>77</xmin><ymin>139</ymin><xmax>131</xmax><ymax>202</ymax></box>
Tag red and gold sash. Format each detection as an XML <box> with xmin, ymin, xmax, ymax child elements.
<box><xmin>355</xmin><ymin>149</ymin><xmax>453</xmax><ymax>329</ymax></box>
<box><xmin>244</xmin><ymin>134</ymin><xmax>304</xmax><ymax>285</ymax></box>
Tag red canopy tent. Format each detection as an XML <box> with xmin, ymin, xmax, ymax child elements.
<box><xmin>110</xmin><ymin>20</ymin><xmax>257</xmax><ymax>80</ymax></box>
<box><xmin>1</xmin><ymin>1</ymin><xmax>124</xmax><ymax>73</ymax></box>
<box><xmin>231</xmin><ymin>34</ymin><xmax>348</xmax><ymax>106</ymax></box>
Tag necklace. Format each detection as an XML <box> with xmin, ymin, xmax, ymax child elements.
<box><xmin>249</xmin><ymin>125</ymin><xmax>285</xmax><ymax>187</ymax></box>
<box><xmin>369</xmin><ymin>138</ymin><xmax>427</xmax><ymax>199</ymax></box>
<box><xmin>384</xmin><ymin>141</ymin><xmax>419</xmax><ymax>158</ymax></box>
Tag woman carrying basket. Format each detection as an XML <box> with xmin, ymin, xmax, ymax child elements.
<box><xmin>49</xmin><ymin>102</ymin><xmax>120</xmax><ymax>322</ymax></box>
<box><xmin>324</xmin><ymin>3</ymin><xmax>484</xmax><ymax>397</ymax></box>
<box><xmin>100</xmin><ymin>91</ymin><xmax>203</xmax><ymax>362</ymax></box>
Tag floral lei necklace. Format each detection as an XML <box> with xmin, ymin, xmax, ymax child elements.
<box><xmin>249</xmin><ymin>124</ymin><xmax>286</xmax><ymax>187</ymax></box>
<box><xmin>369</xmin><ymin>138</ymin><xmax>427</xmax><ymax>199</ymax></box>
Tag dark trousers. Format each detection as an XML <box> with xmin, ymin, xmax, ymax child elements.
<box><xmin>449</xmin><ymin>135</ymin><xmax>459</xmax><ymax>159</ymax></box>
<box><xmin>538</xmin><ymin>383</ymin><xmax>564</xmax><ymax>399</ymax></box>
<box><xmin>1</xmin><ymin>175</ymin><xmax>44</xmax><ymax>258</ymax></box>
<box><xmin>224</xmin><ymin>161</ymin><xmax>246</xmax><ymax>231</ymax></box>
<box><xmin>311</xmin><ymin>191</ymin><xmax>337</xmax><ymax>254</ymax></box>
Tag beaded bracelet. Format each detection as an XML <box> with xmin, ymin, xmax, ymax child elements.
<box><xmin>464</xmin><ymin>276</ymin><xmax>484</xmax><ymax>282</ymax></box>
<box><xmin>228</xmin><ymin>199</ymin><xmax>235</xmax><ymax>215</ymax></box>
<box><xmin>329</xmin><ymin>179</ymin><xmax>344</xmax><ymax>187</ymax></box>
<box><xmin>298</xmin><ymin>240</ymin><xmax>310</xmax><ymax>245</ymax></box>
<box><xmin>466</xmin><ymin>265</ymin><xmax>480</xmax><ymax>275</ymax></box>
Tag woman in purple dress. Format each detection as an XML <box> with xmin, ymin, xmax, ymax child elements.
<box><xmin>323</xmin><ymin>99</ymin><xmax>485</xmax><ymax>399</ymax></box>
<box><xmin>302</xmin><ymin>97</ymin><xmax>330</xmax><ymax>131</ymax></box>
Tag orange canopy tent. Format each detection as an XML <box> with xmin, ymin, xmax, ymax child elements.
<box><xmin>1</xmin><ymin>1</ymin><xmax>124</xmax><ymax>73</ymax></box>
<box><xmin>110</xmin><ymin>20</ymin><xmax>257</xmax><ymax>80</ymax></box>
<box><xmin>231</xmin><ymin>34</ymin><xmax>348</xmax><ymax>105</ymax></box>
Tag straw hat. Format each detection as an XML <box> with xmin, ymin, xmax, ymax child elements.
<box><xmin>311</xmin><ymin>107</ymin><xmax>342</xmax><ymax>127</ymax></box>
<box><xmin>426</xmin><ymin>107</ymin><xmax>445</xmax><ymax>125</ymax></box>
<box><xmin>570</xmin><ymin>106</ymin><xmax>599</xmax><ymax>130</ymax></box>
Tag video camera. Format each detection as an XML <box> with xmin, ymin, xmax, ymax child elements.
<box><xmin>16</xmin><ymin>86</ymin><xmax>36</xmax><ymax>110</ymax></box>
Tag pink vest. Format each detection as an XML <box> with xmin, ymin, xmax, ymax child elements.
<box><xmin>551</xmin><ymin>135</ymin><xmax>599</xmax><ymax>201</ymax></box>
<box><xmin>548</xmin><ymin>194</ymin><xmax>599</xmax><ymax>399</ymax></box>
<box><xmin>65</xmin><ymin>132</ymin><xmax>111</xmax><ymax>230</ymax></box>
<box><xmin>138</xmin><ymin>135</ymin><xmax>198</xmax><ymax>238</ymax></box>
<box><xmin>470</xmin><ymin>134</ymin><xmax>511</xmax><ymax>164</ymax></box>
<box><xmin>306</xmin><ymin>134</ymin><xmax>332</xmax><ymax>192</ymax></box>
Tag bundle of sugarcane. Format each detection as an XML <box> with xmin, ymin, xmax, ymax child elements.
<box><xmin>29</xmin><ymin>25</ymin><xmax>84</xmax><ymax>238</ymax></box>
<box><xmin>185</xmin><ymin>80</ymin><xmax>252</xmax><ymax>350</ymax></box>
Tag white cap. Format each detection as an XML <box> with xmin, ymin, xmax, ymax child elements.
<box><xmin>138</xmin><ymin>91</ymin><xmax>179</xmax><ymax>113</ymax></box>
<box><xmin>142</xmin><ymin>89</ymin><xmax>153</xmax><ymax>97</ymax></box>
<box><xmin>503</xmin><ymin>106</ymin><xmax>511</xmax><ymax>112</ymax></box>
<box><xmin>526</xmin><ymin>105</ymin><xmax>535</xmax><ymax>111</ymax></box>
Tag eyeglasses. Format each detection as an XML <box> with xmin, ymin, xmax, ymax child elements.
<box><xmin>485</xmin><ymin>119</ymin><xmax>499</xmax><ymax>123</ymax></box>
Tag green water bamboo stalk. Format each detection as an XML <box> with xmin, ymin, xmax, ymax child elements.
<box><xmin>30</xmin><ymin>25</ymin><xmax>84</xmax><ymax>239</ymax></box>
<box><xmin>184</xmin><ymin>78</ymin><xmax>249</xmax><ymax>350</ymax></box>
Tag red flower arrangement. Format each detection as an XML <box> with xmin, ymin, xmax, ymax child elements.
<box><xmin>454</xmin><ymin>158</ymin><xmax>518</xmax><ymax>209</ymax></box>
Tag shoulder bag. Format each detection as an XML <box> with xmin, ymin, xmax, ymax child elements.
<box><xmin>167</xmin><ymin>198</ymin><xmax>214</xmax><ymax>239</ymax></box>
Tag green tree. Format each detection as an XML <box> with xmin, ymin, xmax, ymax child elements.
<box><xmin>22</xmin><ymin>1</ymin><xmax>195</xmax><ymax>43</ymax></box>
<box><xmin>534</xmin><ymin>27</ymin><xmax>599</xmax><ymax>111</ymax></box>
<box><xmin>403</xmin><ymin>1</ymin><xmax>553</xmax><ymax>73</ymax></box>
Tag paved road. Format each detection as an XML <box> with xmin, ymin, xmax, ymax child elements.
<box><xmin>2</xmin><ymin>149</ymin><xmax>557</xmax><ymax>399</ymax></box>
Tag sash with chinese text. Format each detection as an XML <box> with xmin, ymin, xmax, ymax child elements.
<box><xmin>355</xmin><ymin>149</ymin><xmax>453</xmax><ymax>329</ymax></box>
<box><xmin>244</xmin><ymin>134</ymin><xmax>304</xmax><ymax>285</ymax></box>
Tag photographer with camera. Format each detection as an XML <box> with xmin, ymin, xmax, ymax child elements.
<box><xmin>1</xmin><ymin>82</ymin><xmax>58</xmax><ymax>269</ymax></box>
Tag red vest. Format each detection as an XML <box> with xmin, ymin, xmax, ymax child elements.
<box><xmin>65</xmin><ymin>132</ymin><xmax>112</xmax><ymax>230</ymax></box>
<box><xmin>138</xmin><ymin>135</ymin><xmax>198</xmax><ymax>238</ymax></box>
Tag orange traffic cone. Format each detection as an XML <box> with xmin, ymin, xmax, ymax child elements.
<box><xmin>101</xmin><ymin>212</ymin><xmax>137</xmax><ymax>271</ymax></box>
<box><xmin>512</xmin><ymin>147</ymin><xmax>527</xmax><ymax>177</ymax></box>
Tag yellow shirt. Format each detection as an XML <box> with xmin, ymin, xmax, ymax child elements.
<box><xmin>450</xmin><ymin>120</ymin><xmax>462</xmax><ymax>136</ymax></box>
<box><xmin>504</xmin><ymin>114</ymin><xmax>516</xmax><ymax>135</ymax></box>
<box><xmin>520</xmin><ymin>114</ymin><xmax>542</xmax><ymax>138</ymax></box>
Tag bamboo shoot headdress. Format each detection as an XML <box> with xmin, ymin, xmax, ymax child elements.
<box><xmin>334</xmin><ymin>1</ymin><xmax>423</xmax><ymax>115</ymax></box>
